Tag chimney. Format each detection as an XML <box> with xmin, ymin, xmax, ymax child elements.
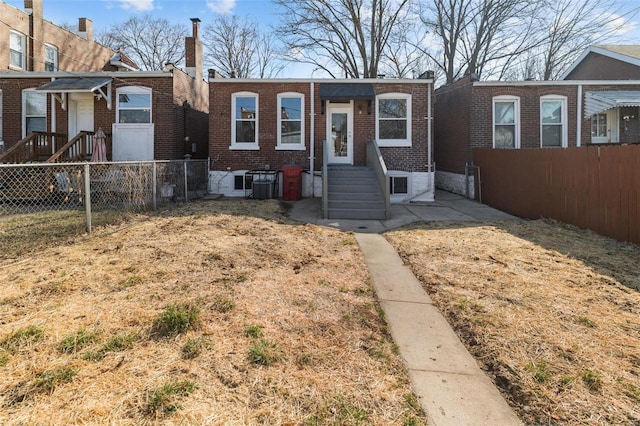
<box><xmin>24</xmin><ymin>0</ymin><xmax>42</xmax><ymax>17</ymax></box>
<box><xmin>78</xmin><ymin>18</ymin><xmax>93</xmax><ymax>41</ymax></box>
<box><xmin>185</xmin><ymin>18</ymin><xmax>203</xmax><ymax>81</ymax></box>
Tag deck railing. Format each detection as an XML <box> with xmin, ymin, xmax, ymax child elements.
<box><xmin>48</xmin><ymin>131</ymin><xmax>96</xmax><ymax>163</ymax></box>
<box><xmin>0</xmin><ymin>132</ymin><xmax>67</xmax><ymax>164</ymax></box>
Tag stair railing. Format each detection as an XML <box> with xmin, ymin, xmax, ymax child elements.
<box><xmin>47</xmin><ymin>131</ymin><xmax>94</xmax><ymax>163</ymax></box>
<box><xmin>0</xmin><ymin>132</ymin><xmax>66</xmax><ymax>164</ymax></box>
<box><xmin>366</xmin><ymin>140</ymin><xmax>390</xmax><ymax>220</ymax></box>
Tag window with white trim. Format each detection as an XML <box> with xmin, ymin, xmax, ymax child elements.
<box><xmin>45</xmin><ymin>44</ymin><xmax>58</xmax><ymax>71</ymax></box>
<box><xmin>540</xmin><ymin>95</ymin><xmax>567</xmax><ymax>147</ymax></box>
<box><xmin>231</xmin><ymin>92</ymin><xmax>259</xmax><ymax>149</ymax></box>
<box><xmin>277</xmin><ymin>93</ymin><xmax>304</xmax><ymax>150</ymax></box>
<box><xmin>10</xmin><ymin>31</ymin><xmax>26</xmax><ymax>69</ymax></box>
<box><xmin>376</xmin><ymin>93</ymin><xmax>411</xmax><ymax>147</ymax></box>
<box><xmin>116</xmin><ymin>86</ymin><xmax>152</xmax><ymax>123</ymax></box>
<box><xmin>493</xmin><ymin>96</ymin><xmax>520</xmax><ymax>149</ymax></box>
<box><xmin>23</xmin><ymin>90</ymin><xmax>47</xmax><ymax>136</ymax></box>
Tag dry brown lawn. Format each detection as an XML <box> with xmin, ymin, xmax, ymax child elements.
<box><xmin>3</xmin><ymin>199</ymin><xmax>640</xmax><ymax>425</ymax></box>
<box><xmin>386</xmin><ymin>220</ymin><xmax>640</xmax><ymax>426</ymax></box>
<box><xmin>0</xmin><ymin>200</ymin><xmax>426</xmax><ymax>425</ymax></box>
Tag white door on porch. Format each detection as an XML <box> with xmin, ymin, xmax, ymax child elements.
<box><xmin>69</xmin><ymin>93</ymin><xmax>94</xmax><ymax>136</ymax></box>
<box><xmin>327</xmin><ymin>103</ymin><xmax>353</xmax><ymax>164</ymax></box>
<box><xmin>591</xmin><ymin>109</ymin><xmax>619</xmax><ymax>144</ymax></box>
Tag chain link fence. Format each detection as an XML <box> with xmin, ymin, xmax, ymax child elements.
<box><xmin>0</xmin><ymin>159</ymin><xmax>209</xmax><ymax>232</ymax></box>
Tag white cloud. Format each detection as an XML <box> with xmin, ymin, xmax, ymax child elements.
<box><xmin>207</xmin><ymin>0</ymin><xmax>237</xmax><ymax>14</ymax></box>
<box><xmin>118</xmin><ymin>0</ymin><xmax>154</xmax><ymax>12</ymax></box>
<box><xmin>601</xmin><ymin>12</ymin><xmax>637</xmax><ymax>36</ymax></box>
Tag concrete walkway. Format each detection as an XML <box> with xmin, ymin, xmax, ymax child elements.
<box><xmin>356</xmin><ymin>233</ymin><xmax>522</xmax><ymax>426</ymax></box>
<box><xmin>288</xmin><ymin>191</ymin><xmax>523</xmax><ymax>425</ymax></box>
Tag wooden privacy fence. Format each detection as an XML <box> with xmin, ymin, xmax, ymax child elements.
<box><xmin>473</xmin><ymin>145</ymin><xmax>640</xmax><ymax>245</ymax></box>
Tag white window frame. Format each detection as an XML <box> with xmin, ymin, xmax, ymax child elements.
<box><xmin>22</xmin><ymin>89</ymin><xmax>47</xmax><ymax>137</ymax></box>
<box><xmin>493</xmin><ymin>96</ymin><xmax>520</xmax><ymax>149</ymax></box>
<box><xmin>44</xmin><ymin>44</ymin><xmax>58</xmax><ymax>71</ymax></box>
<box><xmin>10</xmin><ymin>30</ymin><xmax>26</xmax><ymax>70</ymax></box>
<box><xmin>116</xmin><ymin>86</ymin><xmax>152</xmax><ymax>124</ymax></box>
<box><xmin>231</xmin><ymin>92</ymin><xmax>259</xmax><ymax>150</ymax></box>
<box><xmin>540</xmin><ymin>95</ymin><xmax>568</xmax><ymax>148</ymax></box>
<box><xmin>376</xmin><ymin>93</ymin><xmax>412</xmax><ymax>147</ymax></box>
<box><xmin>276</xmin><ymin>92</ymin><xmax>305</xmax><ymax>150</ymax></box>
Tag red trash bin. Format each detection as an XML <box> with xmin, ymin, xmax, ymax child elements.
<box><xmin>281</xmin><ymin>165</ymin><xmax>303</xmax><ymax>201</ymax></box>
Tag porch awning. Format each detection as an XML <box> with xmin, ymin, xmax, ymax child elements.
<box><xmin>584</xmin><ymin>90</ymin><xmax>640</xmax><ymax>118</ymax></box>
<box><xmin>319</xmin><ymin>83</ymin><xmax>375</xmax><ymax>101</ymax></box>
<box><xmin>35</xmin><ymin>77</ymin><xmax>112</xmax><ymax>110</ymax></box>
<box><xmin>35</xmin><ymin>77</ymin><xmax>111</xmax><ymax>93</ymax></box>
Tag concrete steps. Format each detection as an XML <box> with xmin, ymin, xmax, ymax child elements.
<box><xmin>327</xmin><ymin>166</ymin><xmax>386</xmax><ymax>220</ymax></box>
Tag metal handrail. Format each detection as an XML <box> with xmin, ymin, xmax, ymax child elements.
<box><xmin>366</xmin><ymin>140</ymin><xmax>390</xmax><ymax>220</ymax></box>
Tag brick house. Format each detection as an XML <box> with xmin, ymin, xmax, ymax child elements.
<box><xmin>208</xmin><ymin>76</ymin><xmax>435</xmax><ymax>214</ymax></box>
<box><xmin>435</xmin><ymin>50</ymin><xmax>640</xmax><ymax>198</ymax></box>
<box><xmin>0</xmin><ymin>1</ymin><xmax>208</xmax><ymax>162</ymax></box>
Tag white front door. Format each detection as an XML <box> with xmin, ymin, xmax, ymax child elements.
<box><xmin>591</xmin><ymin>109</ymin><xmax>619</xmax><ymax>144</ymax></box>
<box><xmin>327</xmin><ymin>103</ymin><xmax>353</xmax><ymax>164</ymax></box>
<box><xmin>69</xmin><ymin>94</ymin><xmax>94</xmax><ymax>136</ymax></box>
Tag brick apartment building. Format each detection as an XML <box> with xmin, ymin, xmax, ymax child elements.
<box><xmin>435</xmin><ymin>45</ymin><xmax>640</xmax><ymax>198</ymax></box>
<box><xmin>208</xmin><ymin>77</ymin><xmax>435</xmax><ymax>202</ymax></box>
<box><xmin>0</xmin><ymin>0</ymin><xmax>208</xmax><ymax>161</ymax></box>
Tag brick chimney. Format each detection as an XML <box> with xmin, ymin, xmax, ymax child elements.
<box><xmin>78</xmin><ymin>18</ymin><xmax>93</xmax><ymax>41</ymax></box>
<box><xmin>24</xmin><ymin>0</ymin><xmax>42</xmax><ymax>17</ymax></box>
<box><xmin>185</xmin><ymin>18</ymin><xmax>203</xmax><ymax>81</ymax></box>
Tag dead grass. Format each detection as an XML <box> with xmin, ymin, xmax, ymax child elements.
<box><xmin>0</xmin><ymin>199</ymin><xmax>426</xmax><ymax>425</ymax></box>
<box><xmin>385</xmin><ymin>220</ymin><xmax>640</xmax><ymax>426</ymax></box>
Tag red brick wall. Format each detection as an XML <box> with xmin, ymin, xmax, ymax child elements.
<box><xmin>209</xmin><ymin>81</ymin><xmax>432</xmax><ymax>173</ymax></box>
<box><xmin>1</xmin><ymin>75</ymin><xmax>208</xmax><ymax>161</ymax></box>
<box><xmin>470</xmin><ymin>85</ymin><xmax>580</xmax><ymax>151</ymax></box>
<box><xmin>0</xmin><ymin>1</ymin><xmax>113</xmax><ymax>72</ymax></box>
<box><xmin>209</xmin><ymin>82</ymin><xmax>313</xmax><ymax>171</ymax></box>
<box><xmin>434</xmin><ymin>76</ymin><xmax>473</xmax><ymax>174</ymax></box>
<box><xmin>565</xmin><ymin>53</ymin><xmax>640</xmax><ymax>80</ymax></box>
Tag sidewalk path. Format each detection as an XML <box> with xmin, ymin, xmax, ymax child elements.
<box><xmin>355</xmin><ymin>233</ymin><xmax>523</xmax><ymax>426</ymax></box>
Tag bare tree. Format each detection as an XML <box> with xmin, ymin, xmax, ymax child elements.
<box><xmin>98</xmin><ymin>15</ymin><xmax>188</xmax><ymax>71</ymax></box>
<box><xmin>525</xmin><ymin>0</ymin><xmax>638</xmax><ymax>80</ymax></box>
<box><xmin>274</xmin><ymin>0</ymin><xmax>410</xmax><ymax>78</ymax></box>
<box><xmin>203</xmin><ymin>15</ymin><xmax>284</xmax><ymax>78</ymax></box>
<box><xmin>418</xmin><ymin>0</ymin><xmax>544</xmax><ymax>84</ymax></box>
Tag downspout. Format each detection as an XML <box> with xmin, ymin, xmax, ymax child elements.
<box><xmin>576</xmin><ymin>84</ymin><xmax>582</xmax><ymax>147</ymax></box>
<box><xmin>310</xmin><ymin>82</ymin><xmax>315</xmax><ymax>197</ymax></box>
<box><xmin>50</xmin><ymin>77</ymin><xmax>56</xmax><ymax>154</ymax></box>
<box><xmin>402</xmin><ymin>81</ymin><xmax>436</xmax><ymax>203</ymax></box>
<box><xmin>426</xmin><ymin>81</ymin><xmax>434</xmax><ymax>201</ymax></box>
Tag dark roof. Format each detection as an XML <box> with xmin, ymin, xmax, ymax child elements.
<box><xmin>35</xmin><ymin>77</ymin><xmax>111</xmax><ymax>92</ymax></box>
<box><xmin>319</xmin><ymin>83</ymin><xmax>375</xmax><ymax>101</ymax></box>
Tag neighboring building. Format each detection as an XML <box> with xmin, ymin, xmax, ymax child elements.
<box><xmin>562</xmin><ymin>45</ymin><xmax>640</xmax><ymax>80</ymax></box>
<box><xmin>0</xmin><ymin>18</ymin><xmax>208</xmax><ymax>161</ymax></box>
<box><xmin>435</xmin><ymin>73</ymin><xmax>640</xmax><ymax>198</ymax></box>
<box><xmin>0</xmin><ymin>0</ymin><xmax>114</xmax><ymax>73</ymax></box>
<box><xmin>208</xmin><ymin>76</ymin><xmax>435</xmax><ymax>208</ymax></box>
